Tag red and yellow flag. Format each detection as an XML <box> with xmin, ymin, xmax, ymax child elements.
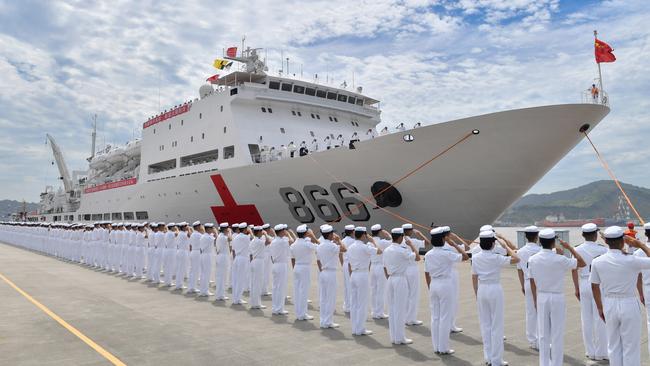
<box><xmin>595</xmin><ymin>39</ymin><xmax>616</xmax><ymax>63</ymax></box>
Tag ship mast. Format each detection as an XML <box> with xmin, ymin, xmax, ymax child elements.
<box><xmin>88</xmin><ymin>114</ymin><xmax>97</xmax><ymax>162</ymax></box>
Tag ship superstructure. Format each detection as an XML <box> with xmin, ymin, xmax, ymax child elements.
<box><xmin>34</xmin><ymin>46</ymin><xmax>611</xmax><ymax>237</ymax></box>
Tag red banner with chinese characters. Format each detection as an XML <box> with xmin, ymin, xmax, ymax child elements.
<box><xmin>143</xmin><ymin>104</ymin><xmax>192</xmax><ymax>129</ymax></box>
<box><xmin>84</xmin><ymin>178</ymin><xmax>137</xmax><ymax>194</ymax></box>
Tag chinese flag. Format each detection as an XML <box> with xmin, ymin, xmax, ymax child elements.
<box><xmin>206</xmin><ymin>74</ymin><xmax>219</xmax><ymax>84</ymax></box>
<box><xmin>595</xmin><ymin>39</ymin><xmax>616</xmax><ymax>63</ymax></box>
<box><xmin>226</xmin><ymin>47</ymin><xmax>237</xmax><ymax>58</ymax></box>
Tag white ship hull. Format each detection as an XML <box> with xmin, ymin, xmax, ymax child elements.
<box><xmin>41</xmin><ymin>103</ymin><xmax>608</xmax><ymax>238</ymax></box>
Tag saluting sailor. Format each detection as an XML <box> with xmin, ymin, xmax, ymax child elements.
<box><xmin>198</xmin><ymin>223</ymin><xmax>216</xmax><ymax>297</ymax></box>
<box><xmin>633</xmin><ymin>222</ymin><xmax>650</xmax><ymax>359</ymax></box>
<box><xmin>571</xmin><ymin>223</ymin><xmax>608</xmax><ymax>361</ymax></box>
<box><xmin>370</xmin><ymin>224</ymin><xmax>392</xmax><ymax>319</ymax></box>
<box><xmin>163</xmin><ymin>223</ymin><xmax>178</xmax><ymax>286</ymax></box>
<box><xmin>383</xmin><ymin>227</ymin><xmax>419</xmax><ymax>344</ymax></box>
<box><xmin>174</xmin><ymin>222</ymin><xmax>190</xmax><ymax>290</ymax></box>
<box><xmin>316</xmin><ymin>224</ymin><xmax>345</xmax><ymax>328</ymax></box>
<box><xmin>402</xmin><ymin>223</ymin><xmax>427</xmax><ymax>326</ymax></box>
<box><xmin>441</xmin><ymin>226</ymin><xmax>470</xmax><ymax>333</ymax></box>
<box><xmin>231</xmin><ymin>223</ymin><xmax>252</xmax><ymax>305</ymax></box>
<box><xmin>290</xmin><ymin>225</ymin><xmax>320</xmax><ymax>320</ymax></box>
<box><xmin>471</xmin><ymin>230</ymin><xmax>519</xmax><ymax>366</ymax></box>
<box><xmin>529</xmin><ymin>228</ymin><xmax>586</xmax><ymax>366</ymax></box>
<box><xmin>425</xmin><ymin>227</ymin><xmax>468</xmax><ymax>355</ymax></box>
<box><xmin>214</xmin><ymin>222</ymin><xmax>232</xmax><ymax>300</ymax></box>
<box><xmin>341</xmin><ymin>224</ymin><xmax>356</xmax><ymax>313</ymax></box>
<box><xmin>188</xmin><ymin>221</ymin><xmax>203</xmax><ymax>293</ymax></box>
<box><xmin>516</xmin><ymin>225</ymin><xmax>542</xmax><ymax>350</ymax></box>
<box><xmin>136</xmin><ymin>223</ymin><xmax>147</xmax><ymax>279</ymax></box>
<box><xmin>261</xmin><ymin>223</ymin><xmax>273</xmax><ymax>297</ymax></box>
<box><xmin>270</xmin><ymin>224</ymin><xmax>295</xmax><ymax>315</ymax></box>
<box><xmin>592</xmin><ymin>226</ymin><xmax>650</xmax><ymax>366</ymax></box>
<box><xmin>348</xmin><ymin>226</ymin><xmax>381</xmax><ymax>336</ymax></box>
<box><xmin>249</xmin><ymin>225</ymin><xmax>273</xmax><ymax>308</ymax></box>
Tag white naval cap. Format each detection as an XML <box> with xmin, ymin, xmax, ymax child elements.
<box><xmin>274</xmin><ymin>224</ymin><xmax>285</xmax><ymax>231</ymax></box>
<box><xmin>320</xmin><ymin>224</ymin><xmax>333</xmax><ymax>234</ymax></box>
<box><xmin>253</xmin><ymin>226</ymin><xmax>263</xmax><ymax>231</ymax></box>
<box><xmin>219</xmin><ymin>223</ymin><xmax>229</xmax><ymax>228</ymax></box>
<box><xmin>524</xmin><ymin>225</ymin><xmax>540</xmax><ymax>233</ymax></box>
<box><xmin>644</xmin><ymin>222</ymin><xmax>650</xmax><ymax>230</ymax></box>
<box><xmin>581</xmin><ymin>223</ymin><xmax>599</xmax><ymax>233</ymax></box>
<box><xmin>86</xmin><ymin>224</ymin><xmax>93</xmax><ymax>228</ymax></box>
<box><xmin>238</xmin><ymin>222</ymin><xmax>248</xmax><ymax>229</ymax></box>
<box><xmin>177</xmin><ymin>222</ymin><xmax>188</xmax><ymax>227</ymax></box>
<box><xmin>296</xmin><ymin>224</ymin><xmax>308</xmax><ymax>233</ymax></box>
<box><xmin>603</xmin><ymin>226</ymin><xmax>625</xmax><ymax>239</ymax></box>
<box><xmin>167</xmin><ymin>222</ymin><xmax>176</xmax><ymax>227</ymax></box>
<box><xmin>401</xmin><ymin>223</ymin><xmax>413</xmax><ymax>230</ymax></box>
<box><xmin>117</xmin><ymin>222</ymin><xmax>124</xmax><ymax>226</ymax></box>
<box><xmin>441</xmin><ymin>226</ymin><xmax>451</xmax><ymax>233</ymax></box>
<box><xmin>391</xmin><ymin>228</ymin><xmax>404</xmax><ymax>234</ymax></box>
<box><xmin>150</xmin><ymin>223</ymin><xmax>159</xmax><ymax>228</ymax></box>
<box><xmin>204</xmin><ymin>223</ymin><xmax>214</xmax><ymax>228</ymax></box>
<box><xmin>262</xmin><ymin>223</ymin><xmax>270</xmax><ymax>229</ymax></box>
<box><xmin>480</xmin><ymin>224</ymin><xmax>494</xmax><ymax>232</ymax></box>
<box><xmin>539</xmin><ymin>228</ymin><xmax>556</xmax><ymax>240</ymax></box>
<box><xmin>479</xmin><ymin>230</ymin><xmax>496</xmax><ymax>239</ymax></box>
<box><xmin>371</xmin><ymin>224</ymin><xmax>381</xmax><ymax>231</ymax></box>
<box><xmin>232</xmin><ymin>223</ymin><xmax>240</xmax><ymax>227</ymax></box>
<box><xmin>344</xmin><ymin>224</ymin><xmax>355</xmax><ymax>231</ymax></box>
<box><xmin>430</xmin><ymin>227</ymin><xmax>445</xmax><ymax>235</ymax></box>
<box><xmin>355</xmin><ymin>226</ymin><xmax>367</xmax><ymax>232</ymax></box>
<box><xmin>192</xmin><ymin>221</ymin><xmax>201</xmax><ymax>227</ymax></box>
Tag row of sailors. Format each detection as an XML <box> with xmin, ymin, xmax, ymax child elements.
<box><xmin>2</xmin><ymin>221</ymin><xmax>650</xmax><ymax>365</ymax></box>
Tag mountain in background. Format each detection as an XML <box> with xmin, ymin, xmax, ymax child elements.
<box><xmin>497</xmin><ymin>180</ymin><xmax>650</xmax><ymax>225</ymax></box>
<box><xmin>0</xmin><ymin>200</ymin><xmax>39</xmax><ymax>220</ymax></box>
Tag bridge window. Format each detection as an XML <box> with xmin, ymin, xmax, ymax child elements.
<box><xmin>112</xmin><ymin>212</ymin><xmax>123</xmax><ymax>220</ymax></box>
<box><xmin>136</xmin><ymin>211</ymin><xmax>149</xmax><ymax>220</ymax></box>
<box><xmin>305</xmin><ymin>87</ymin><xmax>316</xmax><ymax>96</ymax></box>
<box><xmin>348</xmin><ymin>96</ymin><xmax>356</xmax><ymax>104</ymax></box>
<box><xmin>293</xmin><ymin>85</ymin><xmax>305</xmax><ymax>94</ymax></box>
<box><xmin>91</xmin><ymin>214</ymin><xmax>102</xmax><ymax>221</ymax></box>
<box><xmin>281</xmin><ymin>83</ymin><xmax>292</xmax><ymax>91</ymax></box>
<box><xmin>223</xmin><ymin>145</ymin><xmax>235</xmax><ymax>159</ymax></box>
<box><xmin>326</xmin><ymin>92</ymin><xmax>337</xmax><ymax>100</ymax></box>
<box><xmin>269</xmin><ymin>81</ymin><xmax>280</xmax><ymax>90</ymax></box>
<box><xmin>356</xmin><ymin>98</ymin><xmax>363</xmax><ymax>106</ymax></box>
<box><xmin>123</xmin><ymin>212</ymin><xmax>134</xmax><ymax>220</ymax></box>
<box><xmin>316</xmin><ymin>90</ymin><xmax>326</xmax><ymax>98</ymax></box>
<box><xmin>103</xmin><ymin>213</ymin><xmax>111</xmax><ymax>220</ymax></box>
<box><xmin>337</xmin><ymin>94</ymin><xmax>347</xmax><ymax>102</ymax></box>
<box><xmin>181</xmin><ymin>149</ymin><xmax>219</xmax><ymax>167</ymax></box>
<box><xmin>83</xmin><ymin>214</ymin><xmax>91</xmax><ymax>221</ymax></box>
<box><xmin>148</xmin><ymin>158</ymin><xmax>177</xmax><ymax>174</ymax></box>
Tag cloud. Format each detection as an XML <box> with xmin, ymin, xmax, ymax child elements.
<box><xmin>0</xmin><ymin>0</ymin><xmax>648</xmax><ymax>204</ymax></box>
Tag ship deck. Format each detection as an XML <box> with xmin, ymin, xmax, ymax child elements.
<box><xmin>0</xmin><ymin>241</ymin><xmax>644</xmax><ymax>366</ymax></box>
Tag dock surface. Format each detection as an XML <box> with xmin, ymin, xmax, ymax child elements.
<box><xmin>0</xmin><ymin>242</ymin><xmax>646</xmax><ymax>365</ymax></box>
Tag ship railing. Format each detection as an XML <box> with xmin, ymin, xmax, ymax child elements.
<box><xmin>581</xmin><ymin>89</ymin><xmax>609</xmax><ymax>107</ymax></box>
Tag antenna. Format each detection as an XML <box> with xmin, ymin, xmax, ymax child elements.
<box><xmin>286</xmin><ymin>57</ymin><xmax>290</xmax><ymax>76</ymax></box>
<box><xmin>88</xmin><ymin>114</ymin><xmax>97</xmax><ymax>162</ymax></box>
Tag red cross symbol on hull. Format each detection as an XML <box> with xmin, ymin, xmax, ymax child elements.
<box><xmin>209</xmin><ymin>174</ymin><xmax>264</xmax><ymax>225</ymax></box>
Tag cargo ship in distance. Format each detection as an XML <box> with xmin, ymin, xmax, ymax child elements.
<box><xmin>35</xmin><ymin>46</ymin><xmax>611</xmax><ymax>238</ymax></box>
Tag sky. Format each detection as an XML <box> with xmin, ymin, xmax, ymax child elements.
<box><xmin>0</xmin><ymin>0</ymin><xmax>649</xmax><ymax>202</ymax></box>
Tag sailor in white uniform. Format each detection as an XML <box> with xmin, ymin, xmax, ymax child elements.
<box><xmin>383</xmin><ymin>228</ymin><xmax>418</xmax><ymax>344</ymax></box>
<box><xmin>231</xmin><ymin>223</ymin><xmax>252</xmax><ymax>305</ymax></box>
<box><xmin>249</xmin><ymin>226</ymin><xmax>272</xmax><ymax>308</ymax></box>
<box><xmin>188</xmin><ymin>221</ymin><xmax>203</xmax><ymax>293</ymax></box>
<box><xmin>198</xmin><ymin>223</ymin><xmax>216</xmax><ymax>297</ymax></box>
<box><xmin>153</xmin><ymin>223</ymin><xmax>166</xmax><ymax>283</ymax></box>
<box><xmin>529</xmin><ymin>228</ymin><xmax>585</xmax><ymax>366</ymax></box>
<box><xmin>441</xmin><ymin>226</ymin><xmax>471</xmax><ymax>333</ymax></box>
<box><xmin>571</xmin><ymin>223</ymin><xmax>608</xmax><ymax>361</ymax></box>
<box><xmin>162</xmin><ymin>223</ymin><xmax>177</xmax><ymax>286</ymax></box>
<box><xmin>471</xmin><ymin>230</ymin><xmax>519</xmax><ymax>365</ymax></box>
<box><xmin>290</xmin><ymin>224</ymin><xmax>319</xmax><ymax>320</ymax></box>
<box><xmin>214</xmin><ymin>223</ymin><xmax>232</xmax><ymax>300</ymax></box>
<box><xmin>341</xmin><ymin>224</ymin><xmax>355</xmax><ymax>313</ymax></box>
<box><xmin>402</xmin><ymin>223</ymin><xmax>427</xmax><ymax>326</ymax></box>
<box><xmin>516</xmin><ymin>225</ymin><xmax>542</xmax><ymax>350</ymax></box>
<box><xmin>592</xmin><ymin>226</ymin><xmax>650</xmax><ymax>366</ymax></box>
<box><xmin>174</xmin><ymin>222</ymin><xmax>190</xmax><ymax>290</ymax></box>
<box><xmin>348</xmin><ymin>226</ymin><xmax>381</xmax><ymax>336</ymax></box>
<box><xmin>633</xmin><ymin>222</ymin><xmax>650</xmax><ymax>359</ymax></box>
<box><xmin>316</xmin><ymin>224</ymin><xmax>345</xmax><ymax>328</ymax></box>
<box><xmin>261</xmin><ymin>223</ymin><xmax>273</xmax><ymax>296</ymax></box>
<box><xmin>370</xmin><ymin>224</ymin><xmax>392</xmax><ymax>319</ymax></box>
<box><xmin>270</xmin><ymin>224</ymin><xmax>295</xmax><ymax>315</ymax></box>
<box><xmin>426</xmin><ymin>227</ymin><xmax>469</xmax><ymax>355</ymax></box>
<box><xmin>135</xmin><ymin>224</ymin><xmax>147</xmax><ymax>278</ymax></box>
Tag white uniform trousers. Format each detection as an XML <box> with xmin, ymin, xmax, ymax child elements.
<box><xmin>137</xmin><ymin>247</ymin><xmax>146</xmax><ymax>278</ymax></box>
<box><xmin>524</xmin><ymin>279</ymin><xmax>538</xmax><ymax>347</ymax></box>
<box><xmin>342</xmin><ymin>259</ymin><xmax>351</xmax><ymax>312</ymax></box>
<box><xmin>643</xmin><ymin>285</ymin><xmax>650</xmax><ymax>359</ymax></box>
<box><xmin>188</xmin><ymin>251</ymin><xmax>201</xmax><ymax>291</ymax></box>
<box><xmin>293</xmin><ymin>264</ymin><xmax>311</xmax><ymax>319</ymax></box>
<box><xmin>370</xmin><ymin>262</ymin><xmax>387</xmax><ymax>317</ymax></box>
<box><xmin>318</xmin><ymin>269</ymin><xmax>337</xmax><ymax>327</ymax></box>
<box><xmin>174</xmin><ymin>250</ymin><xmax>189</xmax><ymax>289</ymax></box>
<box><xmin>153</xmin><ymin>247</ymin><xmax>163</xmax><ymax>282</ymax></box>
<box><xmin>536</xmin><ymin>292</ymin><xmax>566</xmax><ymax>366</ymax></box>
<box><xmin>199</xmin><ymin>251</ymin><xmax>213</xmax><ymax>295</ymax></box>
<box><xmin>477</xmin><ymin>282</ymin><xmax>505</xmax><ymax>365</ymax></box>
<box><xmin>578</xmin><ymin>278</ymin><xmax>607</xmax><ymax>358</ymax></box>
<box><xmin>214</xmin><ymin>253</ymin><xmax>229</xmax><ymax>298</ymax></box>
<box><xmin>272</xmin><ymin>262</ymin><xmax>288</xmax><ymax>313</ymax></box>
<box><xmin>262</xmin><ymin>253</ymin><xmax>272</xmax><ymax>294</ymax></box>
<box><xmin>405</xmin><ymin>264</ymin><xmax>421</xmax><ymax>323</ymax></box>
<box><xmin>429</xmin><ymin>277</ymin><xmax>453</xmax><ymax>352</ymax></box>
<box><xmin>449</xmin><ymin>267</ymin><xmax>460</xmax><ymax>329</ymax></box>
<box><xmin>603</xmin><ymin>296</ymin><xmax>642</xmax><ymax>366</ymax></box>
<box><xmin>163</xmin><ymin>249</ymin><xmax>174</xmax><ymax>285</ymax></box>
<box><xmin>250</xmin><ymin>257</ymin><xmax>264</xmax><ymax>307</ymax></box>
<box><xmin>350</xmin><ymin>270</ymin><xmax>370</xmax><ymax>335</ymax></box>
<box><xmin>231</xmin><ymin>255</ymin><xmax>249</xmax><ymax>303</ymax></box>
<box><xmin>387</xmin><ymin>274</ymin><xmax>409</xmax><ymax>343</ymax></box>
